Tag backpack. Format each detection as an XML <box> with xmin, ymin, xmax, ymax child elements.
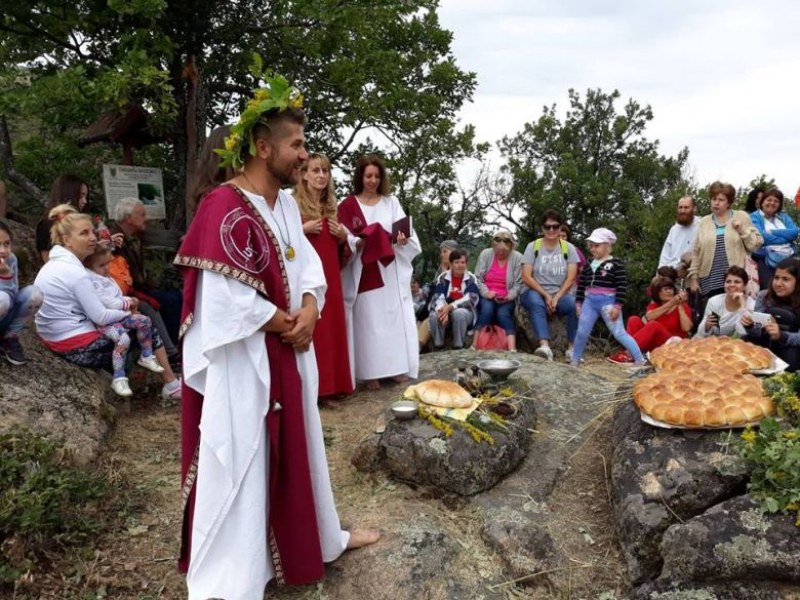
<box><xmin>532</xmin><ymin>238</ymin><xmax>568</xmax><ymax>261</ymax></box>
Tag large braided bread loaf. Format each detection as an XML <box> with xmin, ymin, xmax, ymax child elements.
<box><xmin>634</xmin><ymin>337</ymin><xmax>775</xmax><ymax>427</ymax></box>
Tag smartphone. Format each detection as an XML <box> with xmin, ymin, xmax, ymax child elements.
<box><xmin>750</xmin><ymin>312</ymin><xmax>773</xmax><ymax>326</ymax></box>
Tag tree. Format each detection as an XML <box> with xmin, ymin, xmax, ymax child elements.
<box><xmin>492</xmin><ymin>88</ymin><xmax>693</xmax><ymax>313</ymax></box>
<box><xmin>0</xmin><ymin>0</ymin><xmax>479</xmax><ymax>234</ymax></box>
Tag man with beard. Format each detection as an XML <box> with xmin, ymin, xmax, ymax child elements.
<box><xmin>658</xmin><ymin>195</ymin><xmax>700</xmax><ymax>269</ymax></box>
<box><xmin>175</xmin><ymin>76</ymin><xmax>378</xmax><ymax>600</ymax></box>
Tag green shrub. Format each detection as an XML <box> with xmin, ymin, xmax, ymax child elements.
<box><xmin>0</xmin><ymin>428</ymin><xmax>111</xmax><ymax>585</ymax></box>
<box><xmin>739</xmin><ymin>373</ymin><xmax>800</xmax><ymax>526</ymax></box>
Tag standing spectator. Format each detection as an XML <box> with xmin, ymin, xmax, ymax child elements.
<box><xmin>750</xmin><ymin>188</ymin><xmax>798</xmax><ymax>290</ymax></box>
<box><xmin>339</xmin><ymin>154</ymin><xmax>421</xmax><ymax>390</ymax></box>
<box><xmin>428</xmin><ymin>249</ymin><xmax>479</xmax><ymax>349</ymax></box>
<box><xmin>658</xmin><ymin>195</ymin><xmax>700</xmax><ymax>269</ymax></box>
<box><xmin>688</xmin><ymin>181</ymin><xmax>762</xmax><ymax>308</ymax></box>
<box><xmin>294</xmin><ymin>153</ymin><xmax>354</xmax><ymax>400</ymax></box>
<box><xmin>0</xmin><ymin>220</ymin><xmax>42</xmax><ymax>364</ymax></box>
<box><xmin>471</xmin><ymin>229</ymin><xmax>523</xmax><ymax>351</ymax></box>
<box><xmin>35</xmin><ymin>174</ymin><xmax>89</xmax><ymax>263</ymax></box>
<box><xmin>571</xmin><ymin>228</ymin><xmax>645</xmax><ymax>367</ymax></box>
<box><xmin>520</xmin><ymin>210</ymin><xmax>580</xmax><ymax>361</ymax></box>
<box><xmin>108</xmin><ymin>198</ymin><xmax>182</xmax><ymax>364</ymax></box>
<box><xmin>744</xmin><ymin>186</ymin><xmax>764</xmax><ymax>213</ymax></box>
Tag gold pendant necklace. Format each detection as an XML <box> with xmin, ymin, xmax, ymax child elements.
<box><xmin>241</xmin><ymin>173</ymin><xmax>296</xmax><ymax>261</ymax></box>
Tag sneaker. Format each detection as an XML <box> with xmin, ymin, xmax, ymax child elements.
<box><xmin>1</xmin><ymin>337</ymin><xmax>27</xmax><ymax>366</ymax></box>
<box><xmin>111</xmin><ymin>377</ymin><xmax>133</xmax><ymax>397</ymax></box>
<box><xmin>534</xmin><ymin>345</ymin><xmax>554</xmax><ymax>361</ymax></box>
<box><xmin>607</xmin><ymin>351</ymin><xmax>634</xmax><ymax>365</ymax></box>
<box><xmin>137</xmin><ymin>355</ymin><xmax>165</xmax><ymax>374</ymax></box>
<box><xmin>161</xmin><ymin>378</ymin><xmax>182</xmax><ymax>400</ymax></box>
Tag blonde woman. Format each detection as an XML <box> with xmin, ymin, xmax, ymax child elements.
<box><xmin>294</xmin><ymin>154</ymin><xmax>354</xmax><ymax>400</ymax></box>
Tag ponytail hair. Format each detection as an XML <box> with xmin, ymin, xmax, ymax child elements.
<box><xmin>48</xmin><ymin>204</ymin><xmax>90</xmax><ymax>246</ymax></box>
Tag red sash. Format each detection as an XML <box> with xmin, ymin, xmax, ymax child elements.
<box><xmin>337</xmin><ymin>195</ymin><xmax>395</xmax><ymax>293</ymax></box>
<box><xmin>175</xmin><ymin>185</ymin><xmax>324</xmax><ymax>585</ymax></box>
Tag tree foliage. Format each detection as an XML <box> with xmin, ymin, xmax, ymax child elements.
<box><xmin>490</xmin><ymin>88</ymin><xmax>693</xmax><ymax>313</ymax></box>
<box><xmin>0</xmin><ymin>0</ymin><xmax>479</xmax><ymax>233</ymax></box>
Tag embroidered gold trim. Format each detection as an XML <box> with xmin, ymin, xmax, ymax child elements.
<box><xmin>269</xmin><ymin>526</ymin><xmax>286</xmax><ymax>586</ymax></box>
<box><xmin>178</xmin><ymin>312</ymin><xmax>194</xmax><ymax>339</ymax></box>
<box><xmin>174</xmin><ymin>255</ymin><xmax>267</xmax><ymax>296</ymax></box>
<box><xmin>181</xmin><ymin>444</ymin><xmax>200</xmax><ymax>511</ymax></box>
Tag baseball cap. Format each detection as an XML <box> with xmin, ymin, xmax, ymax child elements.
<box><xmin>586</xmin><ymin>227</ymin><xmax>617</xmax><ymax>244</ymax></box>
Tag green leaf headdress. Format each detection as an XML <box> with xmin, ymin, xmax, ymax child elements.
<box><xmin>215</xmin><ymin>73</ymin><xmax>304</xmax><ymax>170</ymax></box>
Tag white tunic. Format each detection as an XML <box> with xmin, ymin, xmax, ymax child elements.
<box><xmin>340</xmin><ymin>195</ymin><xmax>421</xmax><ymax>381</ymax></box>
<box><xmin>184</xmin><ymin>189</ymin><xmax>349</xmax><ymax>600</ymax></box>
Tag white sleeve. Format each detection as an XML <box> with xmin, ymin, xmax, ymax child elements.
<box><xmin>76</xmin><ymin>272</ymin><xmax>129</xmax><ymax>325</ymax></box>
<box><xmin>297</xmin><ymin>231</ymin><xmax>327</xmax><ymax>315</ymax></box>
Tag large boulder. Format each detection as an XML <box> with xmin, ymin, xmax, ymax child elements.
<box><xmin>356</xmin><ymin>379</ymin><xmax>536</xmax><ymax>496</ymax></box>
<box><xmin>659</xmin><ymin>495</ymin><xmax>800</xmax><ymax>585</ymax></box>
<box><xmin>0</xmin><ymin>328</ymin><xmax>118</xmax><ymax>464</ymax></box>
<box><xmin>6</xmin><ymin>218</ymin><xmax>40</xmax><ymax>285</ymax></box>
<box><xmin>611</xmin><ymin>401</ymin><xmax>748</xmax><ymax>584</ymax></box>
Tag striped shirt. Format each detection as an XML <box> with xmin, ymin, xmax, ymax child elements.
<box><xmin>700</xmin><ymin>230</ymin><xmax>728</xmax><ymax>295</ymax></box>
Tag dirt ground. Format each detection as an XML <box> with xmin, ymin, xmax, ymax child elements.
<box><xmin>13</xmin><ymin>357</ymin><xmax>633</xmax><ymax>600</ymax></box>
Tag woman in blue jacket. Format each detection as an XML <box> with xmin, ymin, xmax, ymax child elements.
<box><xmin>750</xmin><ymin>188</ymin><xmax>799</xmax><ymax>290</ymax></box>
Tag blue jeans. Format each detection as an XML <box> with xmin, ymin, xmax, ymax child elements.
<box><xmin>520</xmin><ymin>289</ymin><xmax>578</xmax><ymax>343</ymax></box>
<box><xmin>0</xmin><ymin>285</ymin><xmax>43</xmax><ymax>337</ymax></box>
<box><xmin>474</xmin><ymin>298</ymin><xmax>516</xmax><ymax>333</ymax></box>
<box><xmin>571</xmin><ymin>293</ymin><xmax>643</xmax><ymax>362</ymax></box>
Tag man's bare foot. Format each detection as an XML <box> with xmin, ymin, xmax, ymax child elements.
<box><xmin>364</xmin><ymin>380</ymin><xmax>380</xmax><ymax>390</ymax></box>
<box><xmin>391</xmin><ymin>374</ymin><xmax>410</xmax><ymax>383</ymax></box>
<box><xmin>346</xmin><ymin>528</ymin><xmax>381</xmax><ymax>549</ymax></box>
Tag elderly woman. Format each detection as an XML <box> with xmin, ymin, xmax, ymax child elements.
<box><xmin>34</xmin><ymin>204</ymin><xmax>181</xmax><ymax>399</ymax></box>
<box><xmin>749</xmin><ymin>188</ymin><xmax>798</xmax><ymax>290</ymax></box>
<box><xmin>428</xmin><ymin>250</ymin><xmax>479</xmax><ymax>350</ymax></box>
<box><xmin>743</xmin><ymin>257</ymin><xmax>800</xmax><ymax>371</ymax></box>
<box><xmin>688</xmin><ymin>181</ymin><xmax>762</xmax><ymax>303</ymax></box>
<box><xmin>471</xmin><ymin>229</ymin><xmax>524</xmax><ymax>351</ymax></box>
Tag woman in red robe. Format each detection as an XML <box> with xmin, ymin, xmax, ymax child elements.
<box><xmin>294</xmin><ymin>153</ymin><xmax>354</xmax><ymax>401</ymax></box>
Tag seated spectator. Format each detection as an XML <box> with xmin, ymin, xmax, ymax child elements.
<box><xmin>0</xmin><ymin>220</ymin><xmax>42</xmax><ymax>365</ymax></box>
<box><xmin>520</xmin><ymin>210</ymin><xmax>579</xmax><ymax>361</ymax></box>
<box><xmin>608</xmin><ymin>275</ymin><xmax>692</xmax><ymax>364</ymax></box>
<box><xmin>108</xmin><ymin>198</ymin><xmax>182</xmax><ymax>364</ymax></box>
<box><xmin>428</xmin><ymin>250</ymin><xmax>479</xmax><ymax>350</ymax></box>
<box><xmin>411</xmin><ymin>274</ymin><xmax>430</xmax><ymax>349</ymax></box>
<box><xmin>84</xmin><ymin>246</ymin><xmax>166</xmax><ymax>397</ymax></box>
<box><xmin>33</xmin><ymin>204</ymin><xmax>181</xmax><ymax>399</ymax></box>
<box><xmin>750</xmin><ymin>188</ymin><xmax>798</xmax><ymax>290</ymax></box>
<box><xmin>696</xmin><ymin>266</ymin><xmax>754</xmax><ymax>338</ymax></box>
<box><xmin>471</xmin><ymin>229</ymin><xmax>523</xmax><ymax>351</ymax></box>
<box><xmin>742</xmin><ymin>257</ymin><xmax>800</xmax><ymax>371</ymax></box>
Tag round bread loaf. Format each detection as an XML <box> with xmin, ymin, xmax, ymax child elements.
<box><xmin>403</xmin><ymin>380</ymin><xmax>473</xmax><ymax>409</ymax></box>
<box><xmin>633</xmin><ymin>366</ymin><xmax>774</xmax><ymax>427</ymax></box>
<box><xmin>650</xmin><ymin>337</ymin><xmax>772</xmax><ymax>372</ymax></box>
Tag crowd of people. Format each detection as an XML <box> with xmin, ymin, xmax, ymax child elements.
<box><xmin>3</xmin><ymin>73</ymin><xmax>800</xmax><ymax>599</ymax></box>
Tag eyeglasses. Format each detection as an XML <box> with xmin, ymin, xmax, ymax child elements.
<box><xmin>493</xmin><ymin>237</ymin><xmax>512</xmax><ymax>244</ymax></box>
<box><xmin>543</xmin><ymin>224</ymin><xmax>561</xmax><ymax>231</ymax></box>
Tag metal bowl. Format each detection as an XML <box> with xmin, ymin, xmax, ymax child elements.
<box><xmin>390</xmin><ymin>400</ymin><xmax>418</xmax><ymax>420</ymax></box>
<box><xmin>477</xmin><ymin>358</ymin><xmax>521</xmax><ymax>381</ymax></box>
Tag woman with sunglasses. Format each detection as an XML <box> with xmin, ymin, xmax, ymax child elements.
<box><xmin>471</xmin><ymin>228</ymin><xmax>524</xmax><ymax>351</ymax></box>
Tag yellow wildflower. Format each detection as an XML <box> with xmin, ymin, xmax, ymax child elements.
<box><xmin>224</xmin><ymin>137</ymin><xmax>238</xmax><ymax>151</ymax></box>
<box><xmin>741</xmin><ymin>429</ymin><xmax>757</xmax><ymax>444</ymax></box>
<box><xmin>254</xmin><ymin>89</ymin><xmax>269</xmax><ymax>101</ymax></box>
<box><xmin>289</xmin><ymin>92</ymin><xmax>304</xmax><ymax>109</ymax></box>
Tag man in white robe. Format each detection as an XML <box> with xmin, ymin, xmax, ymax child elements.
<box><xmin>176</xmin><ymin>85</ymin><xmax>378</xmax><ymax>600</ymax></box>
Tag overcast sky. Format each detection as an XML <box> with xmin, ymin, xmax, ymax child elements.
<box><xmin>438</xmin><ymin>0</ymin><xmax>800</xmax><ymax>197</ymax></box>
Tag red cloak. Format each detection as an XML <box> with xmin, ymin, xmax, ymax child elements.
<box><xmin>175</xmin><ymin>184</ymin><xmax>324</xmax><ymax>585</ymax></box>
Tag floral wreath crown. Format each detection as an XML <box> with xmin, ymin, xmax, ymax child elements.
<box><xmin>215</xmin><ymin>73</ymin><xmax>304</xmax><ymax>170</ymax></box>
